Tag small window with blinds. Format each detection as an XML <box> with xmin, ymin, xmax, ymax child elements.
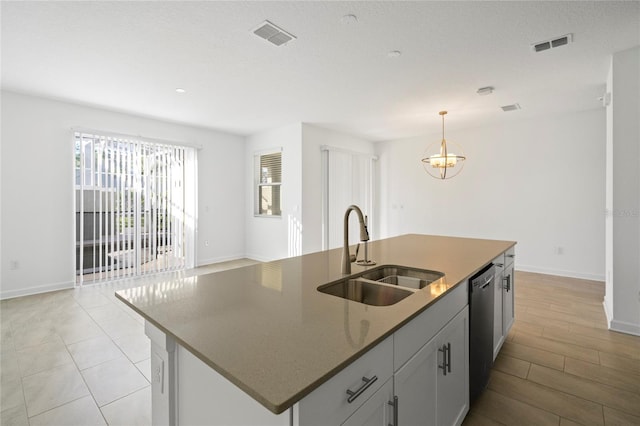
<box><xmin>255</xmin><ymin>150</ymin><xmax>282</xmax><ymax>217</ymax></box>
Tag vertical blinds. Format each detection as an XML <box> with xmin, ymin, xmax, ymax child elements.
<box><xmin>322</xmin><ymin>148</ymin><xmax>376</xmax><ymax>250</ymax></box>
<box><xmin>74</xmin><ymin>131</ymin><xmax>195</xmax><ymax>285</ymax></box>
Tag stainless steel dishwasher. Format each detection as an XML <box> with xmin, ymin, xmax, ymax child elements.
<box><xmin>469</xmin><ymin>263</ymin><xmax>495</xmax><ymax>404</ymax></box>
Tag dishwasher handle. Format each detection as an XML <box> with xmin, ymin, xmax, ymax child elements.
<box><xmin>481</xmin><ymin>275</ymin><xmax>494</xmax><ymax>289</ymax></box>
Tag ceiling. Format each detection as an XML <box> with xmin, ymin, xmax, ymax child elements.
<box><xmin>2</xmin><ymin>1</ymin><xmax>639</xmax><ymax>141</ymax></box>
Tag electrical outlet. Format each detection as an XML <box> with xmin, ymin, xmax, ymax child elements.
<box><xmin>9</xmin><ymin>260</ymin><xmax>19</xmax><ymax>270</ymax></box>
<box><xmin>152</xmin><ymin>353</ymin><xmax>165</xmax><ymax>394</ymax></box>
<box><xmin>554</xmin><ymin>246</ymin><xmax>564</xmax><ymax>255</ymax></box>
<box><xmin>205</xmin><ymin>240</ymin><xmax>209</xmax><ymax>247</ymax></box>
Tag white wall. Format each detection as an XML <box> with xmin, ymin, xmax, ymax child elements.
<box><xmin>244</xmin><ymin>123</ymin><xmax>303</xmax><ymax>261</ymax></box>
<box><xmin>377</xmin><ymin>109</ymin><xmax>606</xmax><ymax>281</ymax></box>
<box><xmin>301</xmin><ymin>124</ymin><xmax>376</xmax><ymax>254</ymax></box>
<box><xmin>0</xmin><ymin>91</ymin><xmax>245</xmax><ymax>299</ymax></box>
<box><xmin>604</xmin><ymin>46</ymin><xmax>640</xmax><ymax>335</ymax></box>
<box><xmin>243</xmin><ymin>123</ymin><xmax>375</xmax><ymax>260</ymax></box>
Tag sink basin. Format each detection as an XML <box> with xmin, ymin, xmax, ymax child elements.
<box><xmin>359</xmin><ymin>266</ymin><xmax>445</xmax><ymax>290</ymax></box>
<box><xmin>318</xmin><ymin>278</ymin><xmax>413</xmax><ymax>306</ymax></box>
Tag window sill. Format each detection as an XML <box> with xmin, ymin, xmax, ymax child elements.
<box><xmin>254</xmin><ymin>214</ymin><xmax>282</xmax><ymax>219</ymax></box>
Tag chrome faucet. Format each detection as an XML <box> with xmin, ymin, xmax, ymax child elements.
<box><xmin>342</xmin><ymin>205</ymin><xmax>370</xmax><ymax>274</ymax></box>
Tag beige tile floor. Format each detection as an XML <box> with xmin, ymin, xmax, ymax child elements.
<box><xmin>0</xmin><ymin>258</ymin><xmax>260</xmax><ymax>426</ymax></box>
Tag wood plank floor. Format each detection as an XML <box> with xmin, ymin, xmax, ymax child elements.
<box><xmin>463</xmin><ymin>271</ymin><xmax>640</xmax><ymax>426</ymax></box>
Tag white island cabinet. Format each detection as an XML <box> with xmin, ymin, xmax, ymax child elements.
<box><xmin>299</xmin><ymin>283</ymin><xmax>468</xmax><ymax>426</ymax></box>
<box><xmin>502</xmin><ymin>247</ymin><xmax>516</xmax><ymax>336</ymax></box>
<box><xmin>146</xmin><ymin>277</ymin><xmax>470</xmax><ymax>426</ymax></box>
<box><xmin>492</xmin><ymin>246</ymin><xmax>516</xmax><ymax>360</ymax></box>
<box><xmin>121</xmin><ymin>235</ymin><xmax>517</xmax><ymax>426</ymax></box>
<box><xmin>394</xmin><ymin>307</ymin><xmax>468</xmax><ymax>426</ymax></box>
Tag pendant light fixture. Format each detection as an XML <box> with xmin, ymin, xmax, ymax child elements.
<box><xmin>421</xmin><ymin>111</ymin><xmax>466</xmax><ymax>179</ymax></box>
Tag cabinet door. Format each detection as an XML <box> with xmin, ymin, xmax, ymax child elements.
<box><xmin>436</xmin><ymin>307</ymin><xmax>469</xmax><ymax>426</ymax></box>
<box><xmin>503</xmin><ymin>264</ymin><xmax>515</xmax><ymax>336</ymax></box>
<box><xmin>341</xmin><ymin>378</ymin><xmax>394</xmax><ymax>426</ymax></box>
<box><xmin>493</xmin><ymin>266</ymin><xmax>504</xmax><ymax>360</ymax></box>
<box><xmin>394</xmin><ymin>336</ymin><xmax>439</xmax><ymax>426</ymax></box>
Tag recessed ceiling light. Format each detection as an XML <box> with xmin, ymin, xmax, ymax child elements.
<box><xmin>341</xmin><ymin>14</ymin><xmax>358</xmax><ymax>24</ymax></box>
<box><xmin>175</xmin><ymin>88</ymin><xmax>186</xmax><ymax>94</ymax></box>
<box><xmin>387</xmin><ymin>50</ymin><xmax>402</xmax><ymax>58</ymax></box>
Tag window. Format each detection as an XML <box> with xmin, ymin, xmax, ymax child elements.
<box><xmin>255</xmin><ymin>150</ymin><xmax>282</xmax><ymax>217</ymax></box>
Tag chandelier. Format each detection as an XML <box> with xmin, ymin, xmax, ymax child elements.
<box><xmin>421</xmin><ymin>111</ymin><xmax>466</xmax><ymax>179</ymax></box>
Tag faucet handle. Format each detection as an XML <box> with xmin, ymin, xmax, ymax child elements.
<box><xmin>351</xmin><ymin>243</ymin><xmax>360</xmax><ymax>263</ymax></box>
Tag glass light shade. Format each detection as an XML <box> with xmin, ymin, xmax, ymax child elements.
<box><xmin>429</xmin><ymin>153</ymin><xmax>458</xmax><ymax>168</ymax></box>
<box><xmin>421</xmin><ymin>139</ymin><xmax>466</xmax><ymax>179</ymax></box>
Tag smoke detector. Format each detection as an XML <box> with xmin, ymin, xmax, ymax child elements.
<box><xmin>252</xmin><ymin>20</ymin><xmax>296</xmax><ymax>46</ymax></box>
<box><xmin>531</xmin><ymin>34</ymin><xmax>573</xmax><ymax>52</ymax></box>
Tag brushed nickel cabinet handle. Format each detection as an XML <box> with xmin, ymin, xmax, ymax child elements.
<box><xmin>346</xmin><ymin>375</ymin><xmax>378</xmax><ymax>403</ymax></box>
<box><xmin>503</xmin><ymin>275</ymin><xmax>511</xmax><ymax>291</ymax></box>
<box><xmin>438</xmin><ymin>344</ymin><xmax>449</xmax><ymax>376</ymax></box>
<box><xmin>388</xmin><ymin>396</ymin><xmax>398</xmax><ymax>426</ymax></box>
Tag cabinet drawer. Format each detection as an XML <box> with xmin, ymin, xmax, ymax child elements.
<box><xmin>504</xmin><ymin>247</ymin><xmax>515</xmax><ymax>267</ymax></box>
<box><xmin>297</xmin><ymin>336</ymin><xmax>393</xmax><ymax>426</ymax></box>
<box><xmin>394</xmin><ymin>283</ymin><xmax>467</xmax><ymax>371</ymax></box>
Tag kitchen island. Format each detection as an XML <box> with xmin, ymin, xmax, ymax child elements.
<box><xmin>116</xmin><ymin>234</ymin><xmax>515</xmax><ymax>426</ymax></box>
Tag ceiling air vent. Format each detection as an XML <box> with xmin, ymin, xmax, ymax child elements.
<box><xmin>501</xmin><ymin>104</ymin><xmax>521</xmax><ymax>112</ymax></box>
<box><xmin>252</xmin><ymin>20</ymin><xmax>296</xmax><ymax>46</ymax></box>
<box><xmin>531</xmin><ymin>33</ymin><xmax>573</xmax><ymax>53</ymax></box>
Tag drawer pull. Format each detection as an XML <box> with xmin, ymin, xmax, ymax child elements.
<box><xmin>346</xmin><ymin>375</ymin><xmax>378</xmax><ymax>403</ymax></box>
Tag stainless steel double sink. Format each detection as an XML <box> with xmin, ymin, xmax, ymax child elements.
<box><xmin>317</xmin><ymin>265</ymin><xmax>445</xmax><ymax>306</ymax></box>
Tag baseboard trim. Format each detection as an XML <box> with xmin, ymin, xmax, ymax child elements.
<box><xmin>242</xmin><ymin>253</ymin><xmax>281</xmax><ymax>263</ymax></box>
<box><xmin>197</xmin><ymin>254</ymin><xmax>257</xmax><ymax>267</ymax></box>
<box><xmin>608</xmin><ymin>319</ymin><xmax>640</xmax><ymax>336</ymax></box>
<box><xmin>516</xmin><ymin>264</ymin><xmax>605</xmax><ymax>282</ymax></box>
<box><xmin>1</xmin><ymin>280</ymin><xmax>74</xmax><ymax>300</ymax></box>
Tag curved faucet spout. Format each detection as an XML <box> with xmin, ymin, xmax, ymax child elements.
<box><xmin>342</xmin><ymin>205</ymin><xmax>370</xmax><ymax>274</ymax></box>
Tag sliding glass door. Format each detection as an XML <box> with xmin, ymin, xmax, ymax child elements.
<box><xmin>74</xmin><ymin>131</ymin><xmax>196</xmax><ymax>285</ymax></box>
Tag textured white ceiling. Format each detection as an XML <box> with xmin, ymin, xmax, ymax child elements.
<box><xmin>2</xmin><ymin>1</ymin><xmax>639</xmax><ymax>141</ymax></box>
